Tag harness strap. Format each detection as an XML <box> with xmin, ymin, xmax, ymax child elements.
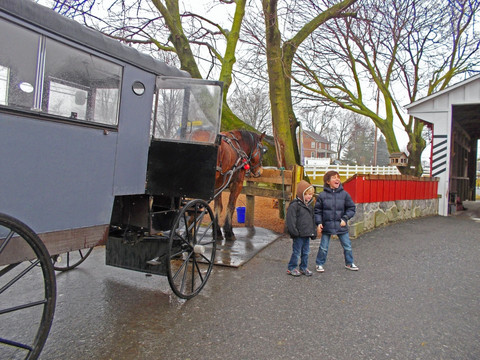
<box><xmin>217</xmin><ymin>133</ymin><xmax>249</xmax><ymax>176</ymax></box>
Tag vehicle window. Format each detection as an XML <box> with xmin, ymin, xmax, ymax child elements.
<box><xmin>152</xmin><ymin>77</ymin><xmax>223</xmax><ymax>144</ymax></box>
<box><xmin>43</xmin><ymin>38</ymin><xmax>122</xmax><ymax>125</ymax></box>
<box><xmin>0</xmin><ymin>19</ymin><xmax>39</xmax><ymax>109</ymax></box>
<box><xmin>0</xmin><ymin>17</ymin><xmax>122</xmax><ymax>126</ymax></box>
<box><xmin>0</xmin><ymin>65</ymin><xmax>8</xmax><ymax>105</ymax></box>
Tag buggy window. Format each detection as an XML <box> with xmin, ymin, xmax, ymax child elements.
<box><xmin>152</xmin><ymin>77</ymin><xmax>223</xmax><ymax>144</ymax></box>
<box><xmin>43</xmin><ymin>38</ymin><xmax>122</xmax><ymax>125</ymax></box>
<box><xmin>0</xmin><ymin>17</ymin><xmax>122</xmax><ymax>126</ymax></box>
<box><xmin>0</xmin><ymin>19</ymin><xmax>39</xmax><ymax>109</ymax></box>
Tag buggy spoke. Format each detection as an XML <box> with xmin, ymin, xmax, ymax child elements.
<box><xmin>0</xmin><ymin>337</ymin><xmax>33</xmax><ymax>351</ymax></box>
<box><xmin>0</xmin><ymin>229</ymin><xmax>14</xmax><ymax>253</ymax></box>
<box><xmin>171</xmin><ymin>251</ymin><xmax>193</xmax><ymax>281</ymax></box>
<box><xmin>193</xmin><ymin>258</ymin><xmax>205</xmax><ymax>282</ymax></box>
<box><xmin>0</xmin><ymin>262</ymin><xmax>21</xmax><ymax>277</ymax></box>
<box><xmin>196</xmin><ymin>221</ymin><xmax>214</xmax><ymax>245</ymax></box>
<box><xmin>0</xmin><ymin>299</ymin><xmax>48</xmax><ymax>315</ymax></box>
<box><xmin>1</xmin><ymin>259</ymin><xmax>40</xmax><ymax>295</ymax></box>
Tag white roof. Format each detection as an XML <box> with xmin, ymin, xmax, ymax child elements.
<box><xmin>405</xmin><ymin>74</ymin><xmax>480</xmax><ymax>110</ymax></box>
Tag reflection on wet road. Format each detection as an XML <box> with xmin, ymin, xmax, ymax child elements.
<box><xmin>214</xmin><ymin>227</ymin><xmax>280</xmax><ymax>267</ymax></box>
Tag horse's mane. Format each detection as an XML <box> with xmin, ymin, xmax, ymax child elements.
<box><xmin>229</xmin><ymin>130</ymin><xmax>259</xmax><ymax>150</ymax></box>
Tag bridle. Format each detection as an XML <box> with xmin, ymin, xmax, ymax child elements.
<box><xmin>245</xmin><ymin>132</ymin><xmax>265</xmax><ymax>177</ymax></box>
<box><xmin>214</xmin><ymin>131</ymin><xmax>266</xmax><ymax>198</ymax></box>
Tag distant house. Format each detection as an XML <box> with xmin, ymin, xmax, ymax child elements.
<box><xmin>389</xmin><ymin>152</ymin><xmax>408</xmax><ymax>167</ymax></box>
<box><xmin>302</xmin><ymin>130</ymin><xmax>335</xmax><ymax>160</ymax></box>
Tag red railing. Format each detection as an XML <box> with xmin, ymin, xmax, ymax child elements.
<box><xmin>343</xmin><ymin>175</ymin><xmax>439</xmax><ymax>204</ymax></box>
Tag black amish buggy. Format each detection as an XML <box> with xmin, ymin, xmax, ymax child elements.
<box><xmin>0</xmin><ymin>1</ymin><xmax>224</xmax><ymax>358</ymax></box>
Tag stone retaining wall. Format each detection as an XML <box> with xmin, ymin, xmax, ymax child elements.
<box><xmin>349</xmin><ymin>198</ymin><xmax>439</xmax><ymax>238</ymax></box>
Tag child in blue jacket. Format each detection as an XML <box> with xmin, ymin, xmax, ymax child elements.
<box><xmin>286</xmin><ymin>180</ymin><xmax>316</xmax><ymax>276</ymax></box>
<box><xmin>314</xmin><ymin>171</ymin><xmax>358</xmax><ymax>272</ymax></box>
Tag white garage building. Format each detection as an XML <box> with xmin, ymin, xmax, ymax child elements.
<box><xmin>405</xmin><ymin>74</ymin><xmax>480</xmax><ymax>216</ymax></box>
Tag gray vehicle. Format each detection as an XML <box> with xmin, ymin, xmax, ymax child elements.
<box><xmin>0</xmin><ymin>1</ymin><xmax>223</xmax><ymax>359</ymax></box>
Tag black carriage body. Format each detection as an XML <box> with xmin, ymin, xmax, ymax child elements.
<box><xmin>106</xmin><ymin>140</ymin><xmax>218</xmax><ymax>275</ymax></box>
<box><xmin>146</xmin><ymin>140</ymin><xmax>218</xmax><ymax>200</ymax></box>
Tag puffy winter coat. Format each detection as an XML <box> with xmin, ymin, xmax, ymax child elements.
<box><xmin>286</xmin><ymin>180</ymin><xmax>316</xmax><ymax>239</ymax></box>
<box><xmin>314</xmin><ymin>184</ymin><xmax>355</xmax><ymax>235</ymax></box>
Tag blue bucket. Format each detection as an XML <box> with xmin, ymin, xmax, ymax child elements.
<box><xmin>236</xmin><ymin>206</ymin><xmax>246</xmax><ymax>223</ymax></box>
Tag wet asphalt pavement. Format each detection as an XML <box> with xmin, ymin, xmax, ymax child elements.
<box><xmin>37</xmin><ymin>201</ymin><xmax>480</xmax><ymax>359</ymax></box>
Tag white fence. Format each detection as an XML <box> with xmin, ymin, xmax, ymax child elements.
<box><xmin>304</xmin><ymin>164</ymin><xmax>401</xmax><ymax>181</ymax></box>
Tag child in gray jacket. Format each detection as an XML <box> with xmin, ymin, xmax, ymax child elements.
<box><xmin>286</xmin><ymin>180</ymin><xmax>316</xmax><ymax>276</ymax></box>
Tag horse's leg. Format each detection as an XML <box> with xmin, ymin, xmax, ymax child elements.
<box><xmin>224</xmin><ymin>182</ymin><xmax>243</xmax><ymax>241</ymax></box>
<box><xmin>214</xmin><ymin>193</ymin><xmax>224</xmax><ymax>240</ymax></box>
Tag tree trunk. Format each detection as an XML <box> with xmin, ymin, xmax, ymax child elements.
<box><xmin>262</xmin><ymin>0</ymin><xmax>297</xmax><ymax>168</ymax></box>
<box><xmin>402</xmin><ymin>117</ymin><xmax>426</xmax><ymax>176</ymax></box>
<box><xmin>218</xmin><ymin>0</ymin><xmax>246</xmax><ymax>102</ymax></box>
<box><xmin>263</xmin><ymin>0</ymin><xmax>358</xmax><ymax>169</ymax></box>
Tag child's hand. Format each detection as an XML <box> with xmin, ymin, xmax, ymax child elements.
<box><xmin>317</xmin><ymin>224</ymin><xmax>323</xmax><ymax>236</ymax></box>
<box><xmin>340</xmin><ymin>219</ymin><xmax>346</xmax><ymax>227</ymax></box>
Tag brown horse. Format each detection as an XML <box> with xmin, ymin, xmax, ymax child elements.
<box><xmin>214</xmin><ymin>130</ymin><xmax>266</xmax><ymax>241</ymax></box>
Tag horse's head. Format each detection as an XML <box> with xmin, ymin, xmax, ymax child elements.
<box><xmin>216</xmin><ymin>130</ymin><xmax>267</xmax><ymax>183</ymax></box>
<box><xmin>245</xmin><ymin>131</ymin><xmax>267</xmax><ymax>178</ymax></box>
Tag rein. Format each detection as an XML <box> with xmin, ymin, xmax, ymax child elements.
<box><xmin>217</xmin><ymin>134</ymin><xmax>249</xmax><ymax>174</ymax></box>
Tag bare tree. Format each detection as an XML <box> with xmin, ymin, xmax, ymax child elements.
<box><xmin>229</xmin><ymin>86</ymin><xmax>272</xmax><ymax>134</ymax></box>
<box><xmin>343</xmin><ymin>115</ymin><xmax>375</xmax><ymax>165</ymax></box>
<box><xmin>299</xmin><ymin>104</ymin><xmax>336</xmax><ymax>136</ymax></box>
<box><xmin>44</xmin><ymin>0</ymin><xmax>479</xmax><ymax>174</ymax></box>
<box><xmin>261</xmin><ymin>0</ymin><xmax>358</xmax><ymax>167</ymax></box>
<box><xmin>330</xmin><ymin>110</ymin><xmax>357</xmax><ymax>161</ymax></box>
<box><xmin>292</xmin><ymin>0</ymin><xmax>480</xmax><ymax>175</ymax></box>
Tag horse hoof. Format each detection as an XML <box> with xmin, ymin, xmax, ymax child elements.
<box><xmin>225</xmin><ymin>234</ymin><xmax>236</xmax><ymax>242</ymax></box>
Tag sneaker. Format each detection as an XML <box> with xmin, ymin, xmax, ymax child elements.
<box><xmin>300</xmin><ymin>269</ymin><xmax>313</xmax><ymax>276</ymax></box>
<box><xmin>345</xmin><ymin>263</ymin><xmax>359</xmax><ymax>271</ymax></box>
<box><xmin>287</xmin><ymin>268</ymin><xmax>301</xmax><ymax>277</ymax></box>
<box><xmin>315</xmin><ymin>265</ymin><xmax>325</xmax><ymax>273</ymax></box>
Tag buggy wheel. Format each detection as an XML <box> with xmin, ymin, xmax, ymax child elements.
<box><xmin>52</xmin><ymin>246</ymin><xmax>94</xmax><ymax>271</ymax></box>
<box><xmin>167</xmin><ymin>199</ymin><xmax>217</xmax><ymax>299</ymax></box>
<box><xmin>0</xmin><ymin>213</ymin><xmax>56</xmax><ymax>360</ymax></box>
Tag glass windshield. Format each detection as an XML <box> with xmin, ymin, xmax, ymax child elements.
<box><xmin>152</xmin><ymin>77</ymin><xmax>223</xmax><ymax>144</ymax></box>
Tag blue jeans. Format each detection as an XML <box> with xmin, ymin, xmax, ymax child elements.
<box><xmin>316</xmin><ymin>232</ymin><xmax>354</xmax><ymax>266</ymax></box>
<box><xmin>288</xmin><ymin>237</ymin><xmax>310</xmax><ymax>271</ymax></box>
